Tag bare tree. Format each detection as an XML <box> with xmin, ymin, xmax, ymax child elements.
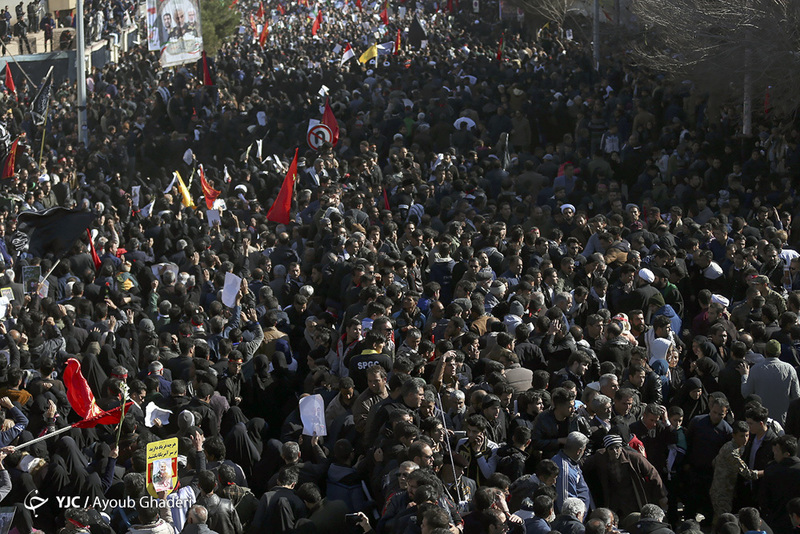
<box><xmin>513</xmin><ymin>0</ymin><xmax>590</xmax><ymax>26</ymax></box>
<box><xmin>630</xmin><ymin>0</ymin><xmax>800</xmax><ymax>133</ymax></box>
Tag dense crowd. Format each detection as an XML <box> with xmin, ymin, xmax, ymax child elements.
<box><xmin>0</xmin><ymin>0</ymin><xmax>797</xmax><ymax>533</ymax></box>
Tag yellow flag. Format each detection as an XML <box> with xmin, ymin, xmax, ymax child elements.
<box><xmin>359</xmin><ymin>44</ymin><xmax>378</xmax><ymax>64</ymax></box>
<box><xmin>175</xmin><ymin>171</ymin><xmax>196</xmax><ymax>209</ymax></box>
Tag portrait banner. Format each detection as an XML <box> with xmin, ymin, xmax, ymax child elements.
<box><xmin>153</xmin><ymin>0</ymin><xmax>204</xmax><ymax>67</ymax></box>
<box><xmin>146</xmin><ymin>438</ymin><xmax>179</xmax><ymax>497</ymax></box>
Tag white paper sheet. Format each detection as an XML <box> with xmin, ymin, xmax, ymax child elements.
<box><xmin>145</xmin><ymin>403</ymin><xmax>173</xmax><ymax>428</ymax></box>
<box><xmin>206</xmin><ymin>209</ymin><xmax>221</xmax><ymax>227</ymax></box>
<box><xmin>221</xmin><ymin>272</ymin><xmax>242</xmax><ymax>308</ymax></box>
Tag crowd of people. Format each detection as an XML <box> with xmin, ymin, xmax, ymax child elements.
<box><xmin>0</xmin><ymin>0</ymin><xmax>797</xmax><ymax>533</ymax></box>
<box><xmin>0</xmin><ymin>0</ymin><xmax>135</xmax><ymax>54</ymax></box>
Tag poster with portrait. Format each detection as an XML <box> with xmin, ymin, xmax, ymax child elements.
<box><xmin>299</xmin><ymin>394</ymin><xmax>327</xmax><ymax>437</ymax></box>
<box><xmin>21</xmin><ymin>265</ymin><xmax>40</xmax><ymax>295</ymax></box>
<box><xmin>145</xmin><ymin>0</ymin><xmax>204</xmax><ymax>67</ymax></box>
<box><xmin>146</xmin><ymin>438</ymin><xmax>179</xmax><ymax>497</ymax></box>
<box><xmin>145</xmin><ymin>0</ymin><xmax>161</xmax><ymax>50</ymax></box>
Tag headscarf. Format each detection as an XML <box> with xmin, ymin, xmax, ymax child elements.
<box><xmin>223</xmin><ymin>422</ymin><xmax>261</xmax><ymax>481</ymax></box>
<box><xmin>675</xmin><ymin>376</ymin><xmax>709</xmax><ymax>420</ymax></box>
<box><xmin>252</xmin><ymin>354</ymin><xmax>273</xmax><ymax>391</ymax></box>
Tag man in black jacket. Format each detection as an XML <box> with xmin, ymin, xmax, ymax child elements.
<box><xmin>550</xmin><ymin>497</ymin><xmax>586</xmax><ymax>534</ymax></box>
<box><xmin>531</xmin><ymin>387</ymin><xmax>590</xmax><ymax>459</ymax></box>
<box><xmin>740</xmin><ymin>404</ymin><xmax>778</xmax><ymax>507</ymax></box>
<box><xmin>251</xmin><ymin>466</ymin><xmax>307</xmax><ymax>533</ymax></box>
<box><xmin>631</xmin><ymin>503</ymin><xmax>675</xmax><ymax>534</ymax></box>
<box><xmin>196</xmin><ymin>470</ymin><xmax>243</xmax><ymax>534</ymax></box>
<box><xmin>629</xmin><ymin>404</ymin><xmax>676</xmax><ymax>477</ymax></box>
<box><xmin>495</xmin><ymin>426</ymin><xmax>530</xmax><ymax>481</ymax></box>
<box><xmin>762</xmin><ymin>436</ymin><xmax>800</xmax><ymax>534</ymax></box>
<box><xmin>187</xmin><ymin>383</ymin><xmax>220</xmax><ymax>438</ymax></box>
<box><xmin>182</xmin><ymin>505</ymin><xmax>221</xmax><ymax>534</ymax></box>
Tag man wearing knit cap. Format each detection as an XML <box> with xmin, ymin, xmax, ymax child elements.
<box><xmin>740</xmin><ymin>339</ymin><xmax>800</xmax><ymax>424</ymax></box>
<box><xmin>582</xmin><ymin>433</ymin><xmax>668</xmax><ymax>517</ymax></box>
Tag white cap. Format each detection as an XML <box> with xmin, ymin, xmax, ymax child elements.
<box><xmin>711</xmin><ymin>294</ymin><xmax>730</xmax><ymax>307</ymax></box>
<box><xmin>38</xmin><ymin>174</ymin><xmax>50</xmax><ymax>183</ymax></box>
<box><xmin>704</xmin><ymin>262</ymin><xmax>724</xmax><ymax>280</ymax></box>
<box><xmin>638</xmin><ymin>268</ymin><xmax>655</xmax><ymax>283</ymax></box>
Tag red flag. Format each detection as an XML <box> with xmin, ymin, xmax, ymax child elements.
<box><xmin>250</xmin><ymin>14</ymin><xmax>257</xmax><ymax>35</ymax></box>
<box><xmin>311</xmin><ymin>10</ymin><xmax>322</xmax><ymax>35</ymax></box>
<box><xmin>497</xmin><ymin>34</ymin><xmax>504</xmax><ymax>62</ymax></box>
<box><xmin>380</xmin><ymin>4</ymin><xmax>389</xmax><ymax>24</ymax></box>
<box><xmin>73</xmin><ymin>402</ymin><xmax>133</xmax><ymax>428</ymax></box>
<box><xmin>201</xmin><ymin>51</ymin><xmax>213</xmax><ymax>86</ymax></box>
<box><xmin>4</xmin><ymin>64</ymin><xmax>14</xmax><ymax>99</ymax></box>
<box><xmin>446</xmin><ymin>0</ymin><xmax>453</xmax><ymax>12</ymax></box>
<box><xmin>322</xmin><ymin>98</ymin><xmax>339</xmax><ymax>146</ymax></box>
<box><xmin>277</xmin><ymin>3</ymin><xmax>285</xmax><ymax>14</ymax></box>
<box><xmin>266</xmin><ymin>149</ymin><xmax>298</xmax><ymax>224</ymax></box>
<box><xmin>340</xmin><ymin>43</ymin><xmax>356</xmax><ymax>66</ymax></box>
<box><xmin>256</xmin><ymin>1</ymin><xmax>265</xmax><ymax>18</ymax></box>
<box><xmin>394</xmin><ymin>28</ymin><xmax>401</xmax><ymax>55</ymax></box>
<box><xmin>228</xmin><ymin>0</ymin><xmax>238</xmax><ymax>8</ymax></box>
<box><xmin>87</xmin><ymin>229</ymin><xmax>101</xmax><ymax>270</ymax></box>
<box><xmin>200</xmin><ymin>165</ymin><xmax>221</xmax><ymax>209</ymax></box>
<box><xmin>1</xmin><ymin>137</ymin><xmax>18</xmax><ymax>179</ymax></box>
<box><xmin>64</xmin><ymin>358</ymin><xmax>104</xmax><ymax>419</ymax></box>
<box><xmin>259</xmin><ymin>20</ymin><xmax>270</xmax><ymax>45</ymax></box>
<box><xmin>356</xmin><ymin>0</ymin><xmax>361</xmax><ymax>10</ymax></box>
<box><xmin>383</xmin><ymin>188</ymin><xmax>391</xmax><ymax>210</ymax></box>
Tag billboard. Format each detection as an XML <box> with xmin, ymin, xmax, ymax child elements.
<box><xmin>146</xmin><ymin>0</ymin><xmax>204</xmax><ymax>67</ymax></box>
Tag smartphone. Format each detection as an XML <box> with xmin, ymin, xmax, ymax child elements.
<box><xmin>345</xmin><ymin>514</ymin><xmax>361</xmax><ymax>526</ymax></box>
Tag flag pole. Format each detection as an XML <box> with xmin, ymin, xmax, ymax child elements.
<box><xmin>76</xmin><ymin>0</ymin><xmax>88</xmax><ymax>147</ymax></box>
<box><xmin>436</xmin><ymin>391</ymin><xmax>463</xmax><ymax>504</ymax></box>
<box><xmin>0</xmin><ymin>44</ymin><xmax>36</xmax><ymax>88</ymax></box>
<box><xmin>38</xmin><ymin>107</ymin><xmax>48</xmax><ymax>167</ymax></box>
<box><xmin>36</xmin><ymin>258</ymin><xmax>60</xmax><ymax>294</ymax></box>
<box><xmin>14</xmin><ymin>424</ymin><xmax>73</xmax><ymax>449</ymax></box>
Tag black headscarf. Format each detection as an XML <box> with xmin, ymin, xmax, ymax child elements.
<box><xmin>673</xmin><ymin>376</ymin><xmax>709</xmax><ymax>421</ymax></box>
<box><xmin>223</xmin><ymin>422</ymin><xmax>260</xmax><ymax>482</ymax></box>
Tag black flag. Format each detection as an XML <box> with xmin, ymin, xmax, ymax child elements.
<box><xmin>14</xmin><ymin>207</ymin><xmax>95</xmax><ymax>259</ymax></box>
<box><xmin>408</xmin><ymin>16</ymin><xmax>428</xmax><ymax>49</ymax></box>
<box><xmin>30</xmin><ymin>70</ymin><xmax>52</xmax><ymax>126</ymax></box>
